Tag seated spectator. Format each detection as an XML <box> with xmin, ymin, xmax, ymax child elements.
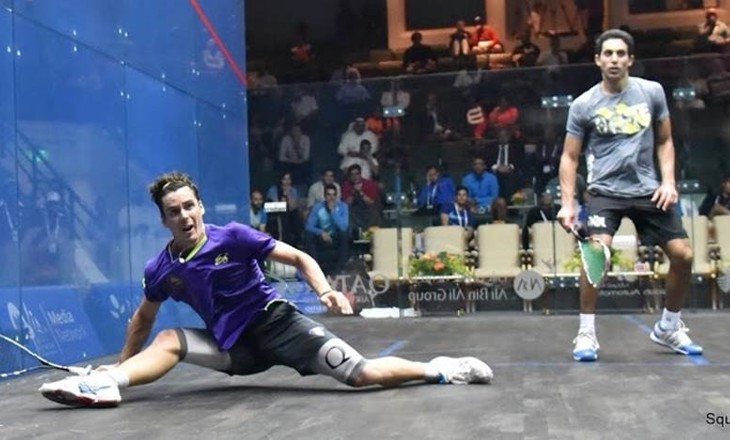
<box><xmin>461</xmin><ymin>157</ymin><xmax>499</xmax><ymax>213</ymax></box>
<box><xmin>418</xmin><ymin>165</ymin><xmax>456</xmax><ymax>213</ymax></box>
<box><xmin>479</xmin><ymin>96</ymin><xmax>520</xmax><ymax>139</ymax></box>
<box><xmin>532</xmin><ymin>127</ymin><xmax>563</xmax><ymax>195</ymax></box>
<box><xmin>521</xmin><ymin>191</ymin><xmax>560</xmax><ymax>249</ymax></box>
<box><xmin>470</xmin><ymin>16</ymin><xmax>504</xmax><ymax>54</ymax></box>
<box><xmin>490</xmin><ymin>197</ymin><xmax>509</xmax><ymax>224</ymax></box>
<box><xmin>696</xmin><ymin>8</ymin><xmax>730</xmax><ymax>52</ymax></box>
<box><xmin>277</xmin><ymin>124</ymin><xmax>311</xmax><ymax>183</ymax></box>
<box><xmin>305</xmin><ymin>184</ymin><xmax>350</xmax><ymax>273</ymax></box>
<box><xmin>511</xmin><ymin>32</ymin><xmax>541</xmax><ymax>67</ymax></box>
<box><xmin>450</xmin><ymin>20</ymin><xmax>474</xmax><ymax>69</ymax></box>
<box><xmin>290</xmin><ymin>22</ymin><xmax>315</xmax><ymax>66</ymax></box>
<box><xmin>249</xmin><ymin>189</ymin><xmax>267</xmax><ymax>232</ymax></box>
<box><xmin>290</xmin><ymin>87</ymin><xmax>319</xmax><ymax>128</ymax></box>
<box><xmin>342</xmin><ymin>164</ymin><xmax>381</xmax><ymax>230</ymax></box>
<box><xmin>366</xmin><ymin>105</ymin><xmax>400</xmax><ymax>141</ymax></box>
<box><xmin>403</xmin><ymin>31</ymin><xmax>437</xmax><ymax>74</ymax></box>
<box><xmin>266</xmin><ymin>172</ymin><xmax>303</xmax><ymax>245</ymax></box>
<box><xmin>338</xmin><ymin>117</ymin><xmax>379</xmax><ymax>173</ymax></box>
<box><xmin>487</xmin><ymin>128</ymin><xmax>525</xmax><ymax>203</ymax></box>
<box><xmin>335</xmin><ymin>69</ymin><xmax>371</xmax><ymax>105</ymax></box>
<box><xmin>351</xmin><ymin>139</ymin><xmax>379</xmax><ymax>180</ymax></box>
<box><xmin>307</xmin><ymin>169</ymin><xmax>341</xmax><ymax>210</ymax></box>
<box><xmin>710</xmin><ymin>174</ymin><xmax>730</xmax><ymax>218</ymax></box>
<box><xmin>419</xmin><ymin>92</ymin><xmax>456</xmax><ymax>141</ymax></box>
<box><xmin>441</xmin><ymin>186</ymin><xmax>477</xmax><ymax>244</ymax></box>
<box><xmin>20</xmin><ymin>190</ymin><xmax>74</xmax><ymax>285</ymax></box>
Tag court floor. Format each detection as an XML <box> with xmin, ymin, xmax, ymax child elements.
<box><xmin>2</xmin><ymin>312</ymin><xmax>730</xmax><ymax>440</ymax></box>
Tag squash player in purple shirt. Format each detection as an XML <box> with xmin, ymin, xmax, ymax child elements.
<box><xmin>39</xmin><ymin>172</ymin><xmax>492</xmax><ymax>407</ymax></box>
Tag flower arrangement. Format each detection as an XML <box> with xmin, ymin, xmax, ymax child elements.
<box><xmin>564</xmin><ymin>248</ymin><xmax>634</xmax><ymax>272</ymax></box>
<box><xmin>409</xmin><ymin>252</ymin><xmax>471</xmax><ymax>277</ymax></box>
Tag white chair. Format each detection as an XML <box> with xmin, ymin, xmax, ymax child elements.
<box><xmin>423</xmin><ymin>225</ymin><xmax>467</xmax><ymax>257</ymax></box>
<box><xmin>530</xmin><ymin>221</ymin><xmax>577</xmax><ymax>276</ymax></box>
<box><xmin>368</xmin><ymin>228</ymin><xmax>413</xmax><ymax>281</ymax></box>
<box><xmin>474</xmin><ymin>223</ymin><xmax>523</xmax><ymax>278</ymax></box>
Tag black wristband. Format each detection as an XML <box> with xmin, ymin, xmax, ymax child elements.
<box><xmin>318</xmin><ymin>289</ymin><xmax>333</xmax><ymax>297</ymax></box>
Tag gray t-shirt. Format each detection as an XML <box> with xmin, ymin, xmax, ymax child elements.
<box><xmin>566</xmin><ymin>76</ymin><xmax>670</xmax><ymax>198</ymax></box>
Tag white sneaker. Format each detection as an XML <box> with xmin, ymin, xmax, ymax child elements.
<box><xmin>39</xmin><ymin>371</ymin><xmax>121</xmax><ymax>407</ymax></box>
<box><xmin>427</xmin><ymin>356</ymin><xmax>493</xmax><ymax>384</ymax></box>
<box><xmin>572</xmin><ymin>331</ymin><xmax>600</xmax><ymax>362</ymax></box>
<box><xmin>650</xmin><ymin>321</ymin><xmax>704</xmax><ymax>355</ymax></box>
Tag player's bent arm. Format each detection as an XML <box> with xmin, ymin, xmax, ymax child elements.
<box><xmin>268</xmin><ymin>240</ymin><xmax>333</xmax><ymax>297</ymax></box>
<box><xmin>118</xmin><ymin>297</ymin><xmax>161</xmax><ymax>364</ymax></box>
<box><xmin>559</xmin><ymin>134</ymin><xmax>583</xmax><ymax>207</ymax></box>
<box><xmin>267</xmin><ymin>240</ymin><xmax>353</xmax><ymax>314</ymax></box>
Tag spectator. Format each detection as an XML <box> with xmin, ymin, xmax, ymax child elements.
<box><xmin>470</xmin><ymin>16</ymin><xmax>505</xmax><ymax>54</ymax></box>
<box><xmin>249</xmin><ymin>189</ymin><xmax>267</xmax><ymax>233</ymax></box>
<box><xmin>450</xmin><ymin>20</ymin><xmax>474</xmax><ymax>69</ymax></box>
<box><xmin>351</xmin><ymin>139</ymin><xmax>379</xmax><ymax>180</ymax></box>
<box><xmin>342</xmin><ymin>164</ymin><xmax>381</xmax><ymax>230</ymax></box>
<box><xmin>521</xmin><ymin>191</ymin><xmax>560</xmax><ymax>249</ymax></box>
<box><xmin>290</xmin><ymin>87</ymin><xmax>319</xmax><ymax>128</ymax></box>
<box><xmin>20</xmin><ymin>190</ymin><xmax>74</xmax><ymax>285</ymax></box>
<box><xmin>307</xmin><ymin>169</ymin><xmax>342</xmax><ymax>210</ymax></box>
<box><xmin>487</xmin><ymin>128</ymin><xmax>525</xmax><ymax>203</ymax></box>
<box><xmin>266</xmin><ymin>172</ymin><xmax>303</xmax><ymax>246</ymax></box>
<box><xmin>366</xmin><ymin>105</ymin><xmax>400</xmax><ymax>141</ymax></box>
<box><xmin>338</xmin><ymin>117</ymin><xmax>379</xmax><ymax>173</ymax></box>
<box><xmin>403</xmin><ymin>31</ymin><xmax>437</xmax><ymax>74</ymax></box>
<box><xmin>305</xmin><ymin>184</ymin><xmax>350</xmax><ymax>273</ymax></box>
<box><xmin>335</xmin><ymin>68</ymin><xmax>371</xmax><ymax>105</ymax></box>
<box><xmin>538</xmin><ymin>35</ymin><xmax>570</xmax><ymax>67</ymax></box>
<box><xmin>533</xmin><ymin>127</ymin><xmax>563</xmax><ymax>195</ymax></box>
<box><xmin>482</xmin><ymin>96</ymin><xmax>520</xmax><ymax>139</ymax></box>
<box><xmin>461</xmin><ymin>157</ymin><xmax>500</xmax><ymax>213</ymax></box>
<box><xmin>278</xmin><ymin>124</ymin><xmax>311</xmax><ymax>183</ymax></box>
<box><xmin>441</xmin><ymin>186</ymin><xmax>477</xmax><ymax>245</ymax></box>
<box><xmin>696</xmin><ymin>8</ymin><xmax>730</xmax><ymax>52</ymax></box>
<box><xmin>417</xmin><ymin>165</ymin><xmax>456</xmax><ymax>213</ymax></box>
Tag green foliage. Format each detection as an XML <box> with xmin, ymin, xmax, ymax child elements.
<box><xmin>409</xmin><ymin>252</ymin><xmax>471</xmax><ymax>277</ymax></box>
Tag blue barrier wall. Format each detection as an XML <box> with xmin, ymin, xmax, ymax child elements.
<box><xmin>0</xmin><ymin>1</ymin><xmax>247</xmax><ymax>374</ymax></box>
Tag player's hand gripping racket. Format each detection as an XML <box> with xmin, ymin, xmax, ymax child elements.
<box><xmin>0</xmin><ymin>333</ymin><xmax>91</xmax><ymax>379</ymax></box>
<box><xmin>571</xmin><ymin>226</ymin><xmax>611</xmax><ymax>288</ymax></box>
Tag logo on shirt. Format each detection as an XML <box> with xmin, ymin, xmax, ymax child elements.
<box><xmin>214</xmin><ymin>253</ymin><xmax>229</xmax><ymax>266</ymax></box>
<box><xmin>592</xmin><ymin>102</ymin><xmax>650</xmax><ymax>137</ymax></box>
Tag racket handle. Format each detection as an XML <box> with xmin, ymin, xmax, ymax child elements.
<box><xmin>68</xmin><ymin>365</ymin><xmax>92</xmax><ymax>376</ymax></box>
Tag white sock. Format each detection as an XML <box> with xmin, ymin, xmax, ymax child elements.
<box><xmin>660</xmin><ymin>309</ymin><xmax>681</xmax><ymax>331</ymax></box>
<box><xmin>105</xmin><ymin>368</ymin><xmax>130</xmax><ymax>388</ymax></box>
<box><xmin>579</xmin><ymin>313</ymin><xmax>595</xmax><ymax>334</ymax></box>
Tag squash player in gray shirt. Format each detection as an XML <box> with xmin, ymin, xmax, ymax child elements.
<box><xmin>557</xmin><ymin>29</ymin><xmax>704</xmax><ymax>362</ymax></box>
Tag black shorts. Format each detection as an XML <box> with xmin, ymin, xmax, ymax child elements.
<box><xmin>586</xmin><ymin>194</ymin><xmax>687</xmax><ymax>246</ymax></box>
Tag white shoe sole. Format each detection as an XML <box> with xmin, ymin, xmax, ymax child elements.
<box><xmin>40</xmin><ymin>387</ymin><xmax>120</xmax><ymax>408</ymax></box>
<box><xmin>649</xmin><ymin>331</ymin><xmax>689</xmax><ymax>355</ymax></box>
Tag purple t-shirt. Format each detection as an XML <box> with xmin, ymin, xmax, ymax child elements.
<box><xmin>143</xmin><ymin>222</ymin><xmax>279</xmax><ymax>350</ymax></box>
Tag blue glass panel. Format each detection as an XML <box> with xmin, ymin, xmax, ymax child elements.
<box><xmin>13</xmin><ymin>16</ymin><xmax>127</xmax><ymax>289</ymax></box>
<box><xmin>120</xmin><ymin>0</ymin><xmax>197</xmax><ymax>100</ymax></box>
<box><xmin>12</xmin><ymin>0</ymin><xmax>125</xmax><ymax>60</ymax></box>
<box><xmin>124</xmin><ymin>67</ymin><xmax>198</xmax><ymax>279</ymax></box>
<box><xmin>196</xmin><ymin>101</ymin><xmax>248</xmax><ymax>225</ymax></box>
<box><xmin>0</xmin><ymin>7</ymin><xmax>19</xmax><ymax>290</ymax></box>
<box><xmin>189</xmin><ymin>0</ymin><xmax>246</xmax><ymax>115</ymax></box>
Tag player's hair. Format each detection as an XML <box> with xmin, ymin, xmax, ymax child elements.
<box><xmin>148</xmin><ymin>172</ymin><xmax>201</xmax><ymax>217</ymax></box>
<box><xmin>595</xmin><ymin>28</ymin><xmax>635</xmax><ymax>56</ymax></box>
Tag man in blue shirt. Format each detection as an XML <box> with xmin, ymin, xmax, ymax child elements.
<box><xmin>461</xmin><ymin>157</ymin><xmax>499</xmax><ymax>213</ymax></box>
<box><xmin>304</xmin><ymin>184</ymin><xmax>350</xmax><ymax>272</ymax></box>
<box><xmin>39</xmin><ymin>172</ymin><xmax>493</xmax><ymax>408</ymax></box>
<box><xmin>417</xmin><ymin>165</ymin><xmax>456</xmax><ymax>213</ymax></box>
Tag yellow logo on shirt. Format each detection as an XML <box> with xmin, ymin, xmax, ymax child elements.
<box><xmin>593</xmin><ymin>102</ymin><xmax>651</xmax><ymax>136</ymax></box>
<box><xmin>215</xmin><ymin>253</ymin><xmax>229</xmax><ymax>266</ymax></box>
